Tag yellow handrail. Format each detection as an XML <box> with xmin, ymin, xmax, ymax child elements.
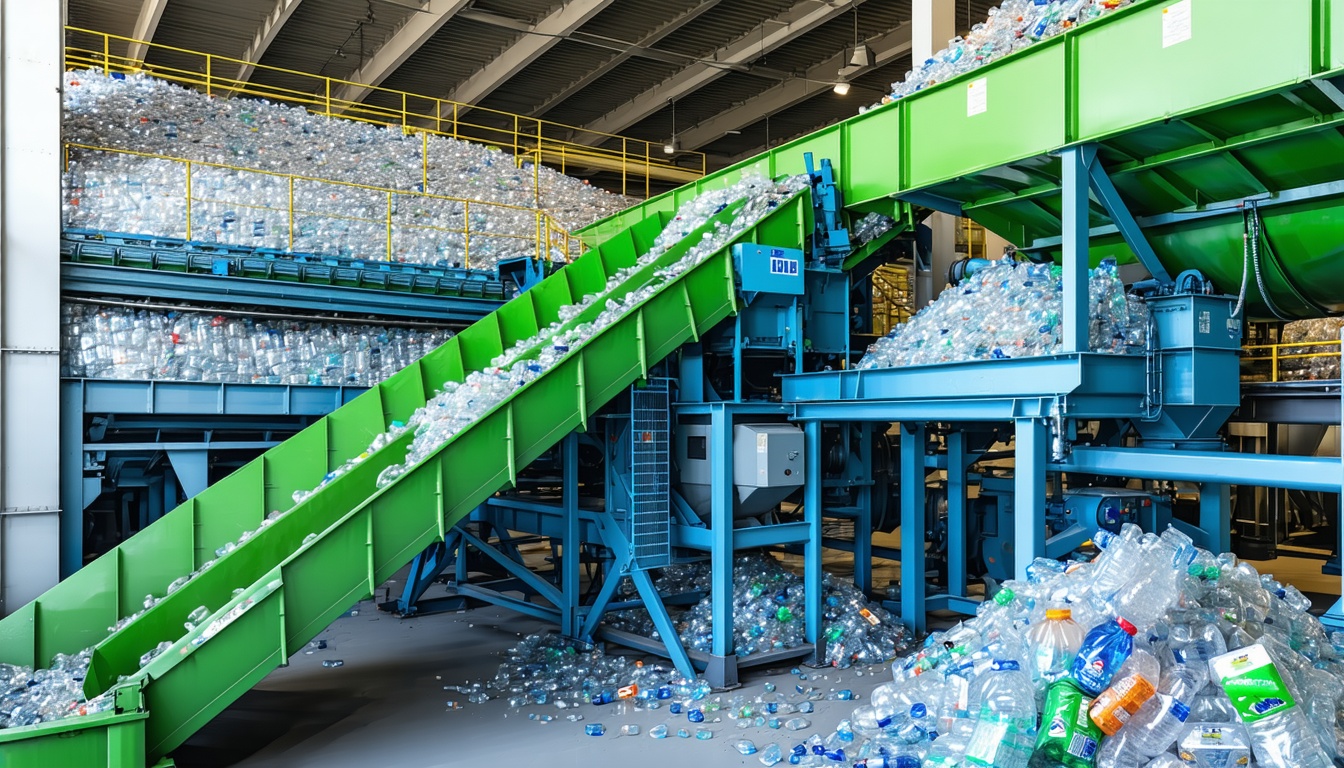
<box><xmin>63</xmin><ymin>26</ymin><xmax>707</xmax><ymax>199</ymax></box>
<box><xmin>1241</xmin><ymin>339</ymin><xmax>1342</xmax><ymax>383</ymax></box>
<box><xmin>64</xmin><ymin>143</ymin><xmax>586</xmax><ymax>269</ymax></box>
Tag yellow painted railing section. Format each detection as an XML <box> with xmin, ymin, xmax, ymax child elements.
<box><xmin>1241</xmin><ymin>340</ymin><xmax>1343</xmax><ymax>383</ymax></box>
<box><xmin>65</xmin><ymin>143</ymin><xmax>580</xmax><ymax>268</ymax></box>
<box><xmin>64</xmin><ymin>27</ymin><xmax>706</xmax><ymax>199</ymax></box>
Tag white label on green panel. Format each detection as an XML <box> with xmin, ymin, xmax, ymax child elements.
<box><xmin>1162</xmin><ymin>0</ymin><xmax>1192</xmax><ymax>48</ymax></box>
<box><xmin>967</xmin><ymin>78</ymin><xmax>988</xmax><ymax>117</ymax></box>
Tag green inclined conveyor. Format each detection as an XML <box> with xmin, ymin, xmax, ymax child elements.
<box><xmin>4</xmin><ymin>0</ymin><xmax>1344</xmax><ymax>764</ymax></box>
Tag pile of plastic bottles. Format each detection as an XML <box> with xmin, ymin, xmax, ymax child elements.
<box><xmin>61</xmin><ymin>70</ymin><xmax>628</xmax><ymax>268</ymax></box>
<box><xmin>852</xmin><ymin>213</ymin><xmax>896</xmax><ymax>245</ymax></box>
<box><xmin>788</xmin><ymin>524</ymin><xmax>1344</xmax><ymax>767</ymax></box>
<box><xmin>61</xmin><ymin>303</ymin><xmax>451</xmax><ymax>386</ymax></box>
<box><xmin>1277</xmin><ymin>318</ymin><xmax>1344</xmax><ymax>381</ymax></box>
<box><xmin>0</xmin><ymin>650</ymin><xmax>113</xmax><ymax>730</ymax></box>
<box><xmin>867</xmin><ymin>0</ymin><xmax>1135</xmax><ymax>110</ymax></box>
<box><xmin>857</xmin><ymin>259</ymin><xmax>1148</xmax><ymax>369</ymax></box>
<box><xmin>676</xmin><ymin>555</ymin><xmax>914</xmax><ymax>667</ymax></box>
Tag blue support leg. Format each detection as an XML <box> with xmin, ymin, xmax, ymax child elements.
<box><xmin>947</xmin><ymin>431</ymin><xmax>968</xmax><ymax>599</ymax></box>
<box><xmin>561</xmin><ymin>432</ymin><xmax>581</xmax><ymax>637</ymax></box>
<box><xmin>630</xmin><ymin>569</ymin><xmax>698</xmax><ymax>683</ymax></box>
<box><xmin>1015</xmin><ymin>418</ymin><xmax>1048</xmax><ymax>581</ymax></box>
<box><xmin>167</xmin><ymin>449</ymin><xmax>209</xmax><ymax>498</ymax></box>
<box><xmin>1060</xmin><ymin>145</ymin><xmax>1093</xmax><ymax>354</ymax></box>
<box><xmin>1199</xmin><ymin>482</ymin><xmax>1231</xmax><ymax>554</ymax></box>
<box><xmin>854</xmin><ymin>424</ymin><xmax>873</xmax><ymax>595</ymax></box>
<box><xmin>709</xmin><ymin>406</ymin><xmax>737</xmax><ymax>682</ymax></box>
<box><xmin>901</xmin><ymin>423</ymin><xmax>927</xmax><ymax>634</ymax></box>
<box><xmin>388</xmin><ymin>539</ymin><xmax>451</xmax><ymax>615</ymax></box>
<box><xmin>1322</xmin><ymin>371</ymin><xmax>1344</xmax><ymax>631</ymax></box>
<box><xmin>805</xmin><ymin>420</ymin><xmax>825</xmax><ymax>664</ymax></box>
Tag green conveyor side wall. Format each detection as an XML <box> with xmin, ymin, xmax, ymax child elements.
<box><xmin>583</xmin><ymin>0</ymin><xmax>1344</xmax><ymax>319</ymax></box>
<box><xmin>0</xmin><ymin>194</ymin><xmax>808</xmax><ymax>766</ymax></box>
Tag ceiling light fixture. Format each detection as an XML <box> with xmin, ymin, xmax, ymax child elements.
<box><xmin>833</xmin><ymin>76</ymin><xmax>851</xmax><ymax>96</ymax></box>
<box><xmin>664</xmin><ymin>98</ymin><xmax>678</xmax><ymax>155</ymax></box>
<box><xmin>847</xmin><ymin>1</ymin><xmax>872</xmax><ymax>68</ymax></box>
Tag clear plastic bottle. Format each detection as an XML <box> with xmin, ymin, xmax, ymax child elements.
<box><xmin>1122</xmin><ymin>693</ymin><xmax>1190</xmax><ymax>757</ymax></box>
<box><xmin>1087</xmin><ymin>673</ymin><xmax>1155</xmax><ymax>736</ymax></box>
<box><xmin>1209</xmin><ymin>643</ymin><xmax>1332</xmax><ymax>768</ymax></box>
<box><xmin>1111</xmin><ymin>528</ymin><xmax>1195</xmax><ymax>630</ymax></box>
<box><xmin>1026</xmin><ymin>607</ymin><xmax>1085</xmax><ymax>697</ymax></box>
<box><xmin>964</xmin><ymin>660</ymin><xmax>1037</xmax><ymax>768</ymax></box>
<box><xmin>1086</xmin><ymin>525</ymin><xmax>1144</xmax><ymax>598</ymax></box>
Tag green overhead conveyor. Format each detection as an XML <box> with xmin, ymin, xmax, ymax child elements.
<box><xmin>0</xmin><ymin>194</ymin><xmax>808</xmax><ymax>767</ymax></box>
<box><xmin>583</xmin><ymin>0</ymin><xmax>1344</xmax><ymax>320</ymax></box>
<box><xmin>5</xmin><ymin>1</ymin><xmax>1344</xmax><ymax>765</ymax></box>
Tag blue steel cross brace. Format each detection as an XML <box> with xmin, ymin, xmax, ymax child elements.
<box><xmin>803</xmin><ymin>153</ymin><xmax>852</xmax><ymax>267</ymax></box>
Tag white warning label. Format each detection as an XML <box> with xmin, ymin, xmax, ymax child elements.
<box><xmin>967</xmin><ymin>78</ymin><xmax>988</xmax><ymax>117</ymax></box>
<box><xmin>1163</xmin><ymin>0</ymin><xmax>1192</xmax><ymax>48</ymax></box>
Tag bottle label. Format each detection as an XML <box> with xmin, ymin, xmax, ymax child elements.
<box><xmin>1209</xmin><ymin>645</ymin><xmax>1296</xmax><ymax>723</ymax></box>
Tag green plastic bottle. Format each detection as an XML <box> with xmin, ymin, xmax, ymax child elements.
<box><xmin>1029</xmin><ymin>679</ymin><xmax>1104</xmax><ymax>768</ymax></box>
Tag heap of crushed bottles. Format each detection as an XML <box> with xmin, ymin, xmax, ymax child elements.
<box><xmin>856</xmin><ymin>259</ymin><xmax>1148</xmax><ymax>369</ymax></box>
<box><xmin>602</xmin><ymin>555</ymin><xmax>913</xmax><ymax>668</ymax></box>
<box><xmin>61</xmin><ymin>303</ymin><xmax>451</xmax><ymax>386</ymax></box>
<box><xmin>867</xmin><ymin>0</ymin><xmax>1136</xmax><ymax>111</ymax></box>
<box><xmin>61</xmin><ymin>70</ymin><xmax>628</xmax><ymax>268</ymax></box>
<box><xmin>785</xmin><ymin>525</ymin><xmax>1343</xmax><ymax>767</ymax></box>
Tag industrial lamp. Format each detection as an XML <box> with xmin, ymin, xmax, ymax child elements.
<box><xmin>664</xmin><ymin>98</ymin><xmax>678</xmax><ymax>155</ymax></box>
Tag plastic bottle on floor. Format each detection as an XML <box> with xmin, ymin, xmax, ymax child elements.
<box><xmin>964</xmin><ymin>660</ymin><xmax>1037</xmax><ymax>768</ymax></box>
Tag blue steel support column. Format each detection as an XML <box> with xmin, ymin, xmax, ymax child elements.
<box><xmin>1014</xmin><ymin>419</ymin><xmax>1048</xmax><ymax>581</ymax></box>
<box><xmin>58</xmin><ymin>381</ymin><xmax>86</xmax><ymax>577</ymax></box>
<box><xmin>561</xmin><ymin>432</ymin><xmax>581</xmax><ymax>637</ymax></box>
<box><xmin>805</xmin><ymin>420</ymin><xmax>825</xmax><ymax>664</ymax></box>
<box><xmin>709</xmin><ymin>406</ymin><xmax>737</xmax><ymax>681</ymax></box>
<box><xmin>1060</xmin><ymin>145</ymin><xmax>1093</xmax><ymax>354</ymax></box>
<box><xmin>854</xmin><ymin>424</ymin><xmax>873</xmax><ymax>594</ymax></box>
<box><xmin>1199</xmin><ymin>483</ymin><xmax>1231</xmax><ymax>555</ymax></box>
<box><xmin>947</xmin><ymin>430</ymin><xmax>968</xmax><ymax>598</ymax></box>
<box><xmin>901</xmin><ymin>423</ymin><xmax>927</xmax><ymax>633</ymax></box>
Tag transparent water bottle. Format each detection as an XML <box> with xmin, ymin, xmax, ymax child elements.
<box><xmin>964</xmin><ymin>660</ymin><xmax>1037</xmax><ymax>768</ymax></box>
<box><xmin>1026</xmin><ymin>607</ymin><xmax>1084</xmax><ymax>698</ymax></box>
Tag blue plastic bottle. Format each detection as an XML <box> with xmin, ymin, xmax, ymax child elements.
<box><xmin>1069</xmin><ymin>617</ymin><xmax>1137</xmax><ymax>695</ymax></box>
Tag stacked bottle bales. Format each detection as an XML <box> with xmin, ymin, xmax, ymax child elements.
<box><xmin>868</xmin><ymin>0</ymin><xmax>1137</xmax><ymax>110</ymax></box>
<box><xmin>62</xmin><ymin>303</ymin><xmax>452</xmax><ymax>386</ymax></box>
<box><xmin>857</xmin><ymin>259</ymin><xmax>1149</xmax><ymax>369</ymax></box>
<box><xmin>61</xmin><ymin>70</ymin><xmax>629</xmax><ymax>268</ymax></box>
<box><xmin>1277</xmin><ymin>319</ymin><xmax>1344</xmax><ymax>381</ymax></box>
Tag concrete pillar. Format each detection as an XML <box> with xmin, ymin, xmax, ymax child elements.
<box><xmin>1</xmin><ymin>0</ymin><xmax>63</xmax><ymax>614</ymax></box>
<box><xmin>914</xmin><ymin>1</ymin><xmax>958</xmax><ymax>302</ymax></box>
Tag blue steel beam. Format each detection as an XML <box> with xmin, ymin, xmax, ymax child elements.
<box><xmin>62</xmin><ymin>262</ymin><xmax>501</xmax><ymax>325</ymax></box>
<box><xmin>1051</xmin><ymin>447</ymin><xmax>1340</xmax><ymax>493</ymax></box>
<box><xmin>900</xmin><ymin>423</ymin><xmax>926</xmax><ymax>634</ymax></box>
<box><xmin>804</xmin><ymin>420</ymin><xmax>825</xmax><ymax>658</ymax></box>
<box><xmin>1014</xmin><ymin>419</ymin><xmax>1048</xmax><ymax>581</ymax></box>
<box><xmin>710</xmin><ymin>406</ymin><xmax>734</xmax><ymax>661</ymax></box>
<box><xmin>1085</xmin><ymin>148</ymin><xmax>1173</xmax><ymax>285</ymax></box>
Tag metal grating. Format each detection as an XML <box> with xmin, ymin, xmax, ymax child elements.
<box><xmin>629</xmin><ymin>383</ymin><xmax>671</xmax><ymax>569</ymax></box>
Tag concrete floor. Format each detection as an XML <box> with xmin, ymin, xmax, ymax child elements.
<box><xmin>175</xmin><ymin>552</ymin><xmax>1339</xmax><ymax>768</ymax></box>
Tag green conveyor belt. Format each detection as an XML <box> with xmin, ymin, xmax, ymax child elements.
<box><xmin>0</xmin><ymin>194</ymin><xmax>807</xmax><ymax>767</ymax></box>
<box><xmin>6</xmin><ymin>1</ymin><xmax>1344</xmax><ymax>764</ymax></box>
<box><xmin>582</xmin><ymin>0</ymin><xmax>1344</xmax><ymax>319</ymax></box>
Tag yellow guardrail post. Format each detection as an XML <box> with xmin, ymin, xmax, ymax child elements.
<box><xmin>421</xmin><ymin>130</ymin><xmax>429</xmax><ymax>193</ymax></box>
<box><xmin>385</xmin><ymin>190</ymin><xmax>394</xmax><ymax>262</ymax></box>
<box><xmin>102</xmin><ymin>33</ymin><xmax>110</xmax><ymax>73</ymax></box>
<box><xmin>1271</xmin><ymin>345</ymin><xmax>1280</xmax><ymax>382</ymax></box>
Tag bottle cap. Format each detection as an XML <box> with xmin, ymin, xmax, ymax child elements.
<box><xmin>1170</xmin><ymin>700</ymin><xmax>1190</xmax><ymax>722</ymax></box>
<box><xmin>1094</xmin><ymin>529</ymin><xmax>1116</xmax><ymax>549</ymax></box>
<box><xmin>993</xmin><ymin>588</ymin><xmax>1015</xmax><ymax>606</ymax></box>
<box><xmin>1116</xmin><ymin>617</ymin><xmax>1138</xmax><ymax>635</ymax></box>
<box><xmin>991</xmin><ymin>659</ymin><xmax>1020</xmax><ymax>672</ymax></box>
<box><xmin>1046</xmin><ymin>608</ymin><xmax>1072</xmax><ymax>621</ymax></box>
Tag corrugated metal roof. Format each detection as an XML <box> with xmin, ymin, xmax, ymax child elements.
<box><xmin>147</xmin><ymin>0</ymin><xmax>277</xmax><ymax>66</ymax></box>
<box><xmin>250</xmin><ymin>0</ymin><xmax>419</xmax><ymax>95</ymax></box>
<box><xmin>67</xmin><ymin>0</ymin><xmax>142</xmax><ymax>43</ymax></box>
<box><xmin>471</xmin><ymin>0</ymin><xmax>567</xmax><ymax>25</ymax></box>
<box><xmin>651</xmin><ymin>0</ymin><xmax>796</xmax><ymax>59</ymax></box>
<box><xmin>543</xmin><ymin>56</ymin><xmax>681</xmax><ymax>128</ymax></box>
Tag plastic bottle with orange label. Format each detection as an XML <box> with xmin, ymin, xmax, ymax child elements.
<box><xmin>1087</xmin><ymin>673</ymin><xmax>1156</xmax><ymax>736</ymax></box>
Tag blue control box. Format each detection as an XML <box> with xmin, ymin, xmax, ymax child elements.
<box><xmin>732</xmin><ymin>243</ymin><xmax>805</xmax><ymax>295</ymax></box>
